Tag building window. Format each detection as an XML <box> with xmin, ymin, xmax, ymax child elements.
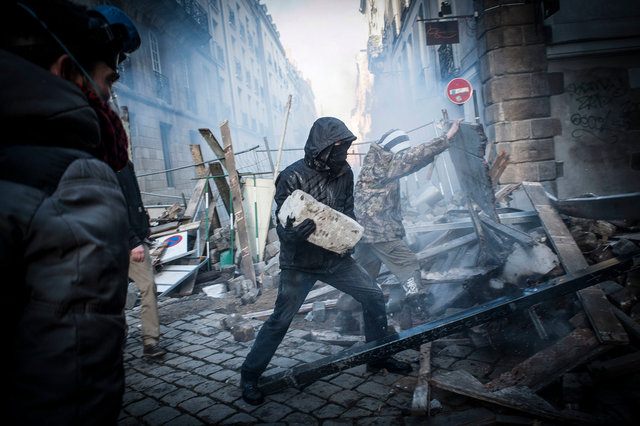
<box><xmin>438</xmin><ymin>44</ymin><xmax>458</xmax><ymax>80</ymax></box>
<box><xmin>216</xmin><ymin>44</ymin><xmax>225</xmax><ymax>65</ymax></box>
<box><xmin>235</xmin><ymin>59</ymin><xmax>242</xmax><ymax>80</ymax></box>
<box><xmin>229</xmin><ymin>10</ymin><xmax>235</xmax><ymax>28</ymax></box>
<box><xmin>209</xmin><ymin>0</ymin><xmax>219</xmax><ymax>13</ymax></box>
<box><xmin>149</xmin><ymin>31</ymin><xmax>161</xmax><ymax>73</ymax></box>
<box><xmin>117</xmin><ymin>57</ymin><xmax>134</xmax><ymax>88</ymax></box>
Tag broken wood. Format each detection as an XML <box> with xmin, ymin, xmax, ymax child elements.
<box><xmin>416</xmin><ymin>232</ymin><xmax>476</xmax><ymax>261</ymax></box>
<box><xmin>429</xmin><ymin>369</ymin><xmax>601</xmax><ymax>424</ymax></box>
<box><xmin>489</xmin><ymin>150</ymin><xmax>509</xmax><ymax>185</ymax></box>
<box><xmin>494</xmin><ymin>183</ymin><xmax>521</xmax><ymax>203</ymax></box>
<box><xmin>220</xmin><ymin>120</ymin><xmax>257</xmax><ymax>289</ymax></box>
<box><xmin>588</xmin><ymin>350</ymin><xmax>640</xmax><ymax>378</ymax></box>
<box><xmin>523</xmin><ymin>182</ymin><xmax>628</xmax><ymax>345</ymax></box>
<box><xmin>243</xmin><ymin>299</ymin><xmax>338</xmax><ymax>320</ymax></box>
<box><xmin>310</xmin><ymin>330</ymin><xmax>364</xmax><ymax>347</ymax></box>
<box><xmin>479</xmin><ymin>213</ymin><xmax>534</xmax><ymax>247</ymax></box>
<box><xmin>411</xmin><ymin>342</ymin><xmax>432</xmax><ymax>416</ymax></box>
<box><xmin>257</xmin><ymin>254</ymin><xmax>635</xmax><ymax>395</ymax></box>
<box><xmin>190</xmin><ymin>143</ymin><xmax>221</xmax><ymax>230</ymax></box>
<box><xmin>486</xmin><ymin>327</ymin><xmax>611</xmax><ymax>392</ymax></box>
<box><xmin>150</xmin><ymin>221</ymin><xmax>201</xmax><ymax>238</ymax></box>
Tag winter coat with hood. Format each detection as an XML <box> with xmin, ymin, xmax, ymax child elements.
<box><xmin>0</xmin><ymin>49</ymin><xmax>130</xmax><ymax>425</ymax></box>
<box><xmin>275</xmin><ymin>117</ymin><xmax>357</xmax><ymax>273</ymax></box>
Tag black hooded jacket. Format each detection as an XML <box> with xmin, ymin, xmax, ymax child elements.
<box><xmin>275</xmin><ymin>117</ymin><xmax>357</xmax><ymax>273</ymax></box>
<box><xmin>0</xmin><ymin>49</ymin><xmax>129</xmax><ymax>425</ymax></box>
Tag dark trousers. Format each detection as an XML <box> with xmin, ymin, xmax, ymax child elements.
<box><xmin>241</xmin><ymin>258</ymin><xmax>388</xmax><ymax>380</ymax></box>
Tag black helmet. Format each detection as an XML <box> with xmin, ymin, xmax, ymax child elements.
<box><xmin>88</xmin><ymin>5</ymin><xmax>141</xmax><ymax>69</ymax></box>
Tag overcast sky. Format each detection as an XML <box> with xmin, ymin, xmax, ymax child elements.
<box><xmin>261</xmin><ymin>0</ymin><xmax>368</xmax><ymax>123</ymax></box>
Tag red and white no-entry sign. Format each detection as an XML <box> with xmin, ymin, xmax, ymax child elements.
<box><xmin>446</xmin><ymin>78</ymin><xmax>473</xmax><ymax>104</ymax></box>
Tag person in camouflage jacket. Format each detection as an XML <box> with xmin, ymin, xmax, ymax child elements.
<box><xmin>353</xmin><ymin>119</ymin><xmax>462</xmax><ymax>316</ymax></box>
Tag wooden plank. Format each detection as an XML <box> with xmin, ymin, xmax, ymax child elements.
<box><xmin>220</xmin><ymin>120</ymin><xmax>257</xmax><ymax>289</ymax></box>
<box><xmin>209</xmin><ymin>162</ymin><xmax>231</xmax><ymax>214</ymax></box>
<box><xmin>522</xmin><ymin>182</ymin><xmax>628</xmax><ymax>345</ymax></box>
<box><xmin>479</xmin><ymin>214</ymin><xmax>534</xmax><ymax>246</ymax></box>
<box><xmin>411</xmin><ymin>342</ymin><xmax>432</xmax><ymax>416</ymax></box>
<box><xmin>429</xmin><ymin>370</ymin><xmax>601</xmax><ymax>424</ymax></box>
<box><xmin>405</xmin><ymin>210</ymin><xmax>539</xmax><ymax>233</ymax></box>
<box><xmin>150</xmin><ymin>221</ymin><xmax>201</xmax><ymax>238</ymax></box>
<box><xmin>243</xmin><ymin>299</ymin><xmax>338</xmax><ymax>320</ymax></box>
<box><xmin>416</xmin><ymin>232</ymin><xmax>476</xmax><ymax>261</ymax></box>
<box><xmin>486</xmin><ymin>327</ymin><xmax>611</xmax><ymax>392</ymax></box>
<box><xmin>198</xmin><ymin>128</ymin><xmax>227</xmax><ymax>169</ymax></box>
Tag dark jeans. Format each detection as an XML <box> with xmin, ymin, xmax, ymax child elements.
<box><xmin>241</xmin><ymin>258</ymin><xmax>388</xmax><ymax>380</ymax></box>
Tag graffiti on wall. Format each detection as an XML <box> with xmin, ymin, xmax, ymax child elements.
<box><xmin>566</xmin><ymin>69</ymin><xmax>638</xmax><ymax>144</ymax></box>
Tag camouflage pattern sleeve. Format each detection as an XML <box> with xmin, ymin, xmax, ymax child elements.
<box><xmin>385</xmin><ymin>135</ymin><xmax>450</xmax><ymax>181</ymax></box>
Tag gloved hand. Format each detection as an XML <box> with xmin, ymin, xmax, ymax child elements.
<box><xmin>282</xmin><ymin>216</ymin><xmax>316</xmax><ymax>242</ymax></box>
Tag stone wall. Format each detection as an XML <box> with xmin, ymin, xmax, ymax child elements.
<box><xmin>477</xmin><ymin>1</ymin><xmax>563</xmax><ymax>185</ymax></box>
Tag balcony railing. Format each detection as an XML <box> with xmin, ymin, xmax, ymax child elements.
<box><xmin>175</xmin><ymin>0</ymin><xmax>209</xmax><ymax>34</ymax></box>
<box><xmin>155</xmin><ymin>71</ymin><xmax>172</xmax><ymax>103</ymax></box>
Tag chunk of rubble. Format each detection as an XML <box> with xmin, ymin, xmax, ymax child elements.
<box><xmin>500</xmin><ymin>242</ymin><xmax>559</xmax><ymax>284</ymax></box>
<box><xmin>231</xmin><ymin>323</ymin><xmax>255</xmax><ymax>342</ymax></box>
<box><xmin>278</xmin><ymin>189</ymin><xmax>363</xmax><ymax>254</ymax></box>
<box><xmin>202</xmin><ymin>283</ymin><xmax>227</xmax><ymax>298</ymax></box>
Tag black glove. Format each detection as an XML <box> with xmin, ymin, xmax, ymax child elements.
<box><xmin>283</xmin><ymin>216</ymin><xmax>316</xmax><ymax>242</ymax></box>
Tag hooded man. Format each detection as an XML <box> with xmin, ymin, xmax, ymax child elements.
<box><xmin>240</xmin><ymin>117</ymin><xmax>411</xmax><ymax>405</ymax></box>
<box><xmin>353</xmin><ymin>119</ymin><xmax>462</xmax><ymax>319</ymax></box>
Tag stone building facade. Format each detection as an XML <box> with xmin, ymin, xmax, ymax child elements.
<box><xmin>358</xmin><ymin>0</ymin><xmax>640</xmax><ymax>199</ymax></box>
<box><xmin>77</xmin><ymin>0</ymin><xmax>316</xmax><ymax>205</ymax></box>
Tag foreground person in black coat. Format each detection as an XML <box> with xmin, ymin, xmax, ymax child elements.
<box><xmin>240</xmin><ymin>117</ymin><xmax>411</xmax><ymax>405</ymax></box>
<box><xmin>1</xmin><ymin>1</ymin><xmax>140</xmax><ymax>424</ymax></box>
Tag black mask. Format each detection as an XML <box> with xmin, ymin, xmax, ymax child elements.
<box><xmin>326</xmin><ymin>142</ymin><xmax>350</xmax><ymax>173</ymax></box>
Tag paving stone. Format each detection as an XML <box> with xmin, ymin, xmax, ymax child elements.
<box><xmin>132</xmin><ymin>376</ymin><xmax>164</xmax><ymax>392</ymax></box>
<box><xmin>146</xmin><ymin>381</ymin><xmax>179</xmax><ymax>399</ymax></box>
<box><xmin>427</xmin><ymin>407</ymin><xmax>496</xmax><ymax>426</ymax></box>
<box><xmin>178</xmin><ymin>396</ymin><xmax>216</xmax><ymax>413</ymax></box>
<box><xmin>143</xmin><ymin>365</ymin><xmax>175</xmax><ymax>378</ymax></box>
<box><xmin>314</xmin><ymin>403</ymin><xmax>347</xmax><ymax>419</ymax></box>
<box><xmin>117</xmin><ymin>415</ymin><xmax>139</xmax><ymax>426</ymax></box>
<box><xmin>341</xmin><ymin>406</ymin><xmax>372</xmax><ymax>418</ymax></box>
<box><xmin>211</xmin><ymin>384</ymin><xmax>242</xmax><ymax>404</ymax></box>
<box><xmin>322</xmin><ymin>420</ymin><xmax>353</xmax><ymax>426</ymax></box>
<box><xmin>355</xmin><ymin>380</ymin><xmax>392</xmax><ymax>399</ymax></box>
<box><xmin>251</xmin><ymin>401</ymin><xmax>293</xmax><ymax>422</ymax></box>
<box><xmin>329</xmin><ymin>373</ymin><xmax>365</xmax><ymax>390</ymax></box>
<box><xmin>356</xmin><ymin>396</ymin><xmax>385</xmax><ymax>412</ymax></box>
<box><xmin>220</xmin><ymin>412</ymin><xmax>258</xmax><ymax>425</ymax></box>
<box><xmin>192</xmin><ymin>363</ymin><xmax>223</xmax><ymax>377</ymax></box>
<box><xmin>193</xmin><ymin>379</ymin><xmax>226</xmax><ymax>395</ymax></box>
<box><xmin>161</xmin><ymin>388</ymin><xmax>198</xmax><ymax>407</ymax></box>
<box><xmin>196</xmin><ymin>403</ymin><xmax>236</xmax><ymax>424</ymax></box>
<box><xmin>305</xmin><ymin>381</ymin><xmax>342</xmax><ymax>399</ymax></box>
<box><xmin>161</xmin><ymin>370</ymin><xmax>191</xmax><ymax>383</ymax></box>
<box><xmin>276</xmin><ymin>347</ymin><xmax>301</xmax><ymax>357</ymax></box>
<box><xmin>190</xmin><ymin>348</ymin><xmax>217</xmax><ymax>359</ymax></box>
<box><xmin>209</xmin><ymin>368</ymin><xmax>236</xmax><ymax>382</ymax></box>
<box><xmin>370</xmin><ymin>371</ymin><xmax>408</xmax><ymax>386</ymax></box>
<box><xmin>343</xmin><ymin>364</ymin><xmax>368</xmax><ymax>377</ymax></box>
<box><xmin>468</xmin><ymin>347</ymin><xmax>500</xmax><ymax>363</ymax></box>
<box><xmin>163</xmin><ymin>355</ymin><xmax>193</xmax><ymax>367</ymax></box>
<box><xmin>122</xmin><ymin>391</ymin><xmax>145</xmax><ymax>406</ymax></box>
<box><xmin>163</xmin><ymin>414</ymin><xmax>204</xmax><ymax>426</ymax></box>
<box><xmin>450</xmin><ymin>359</ymin><xmax>493</xmax><ymax>380</ymax></box>
<box><xmin>176</xmin><ymin>359</ymin><xmax>206</xmax><ymax>370</ymax></box>
<box><xmin>281</xmin><ymin>412</ymin><xmax>319</xmax><ymax>425</ymax></box>
<box><xmin>385</xmin><ymin>391</ymin><xmax>413</xmax><ymax>410</ymax></box>
<box><xmin>221</xmin><ymin>356</ymin><xmax>244</xmax><ymax>370</ymax></box>
<box><xmin>125</xmin><ymin>398</ymin><xmax>161</xmax><ymax>417</ymax></box>
<box><xmin>329</xmin><ymin>389</ymin><xmax>361</xmax><ymax>408</ymax></box>
<box><xmin>264</xmin><ymin>386</ymin><xmax>301</xmax><ymax>404</ymax></box>
<box><xmin>437</xmin><ymin>344</ymin><xmax>474</xmax><ymax>358</ymax></box>
<box><xmin>142</xmin><ymin>406</ymin><xmax>181</xmax><ymax>425</ymax></box>
<box><xmin>178</xmin><ymin>344</ymin><xmax>208</xmax><ymax>353</ymax></box>
<box><xmin>432</xmin><ymin>355</ymin><xmax>457</xmax><ymax>369</ymax></box>
<box><xmin>283</xmin><ymin>391</ymin><xmax>326</xmax><ymax>412</ymax></box>
<box><xmin>271</xmin><ymin>356</ymin><xmax>300</xmax><ymax>368</ymax></box>
<box><xmin>205</xmin><ymin>352</ymin><xmax>234</xmax><ymax>364</ymax></box>
<box><xmin>358</xmin><ymin>415</ymin><xmax>403</xmax><ymax>425</ymax></box>
<box><xmin>293</xmin><ymin>351</ymin><xmax>325</xmax><ymax>363</ymax></box>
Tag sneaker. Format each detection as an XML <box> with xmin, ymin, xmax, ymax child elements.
<box><xmin>367</xmin><ymin>357</ymin><xmax>412</xmax><ymax>374</ymax></box>
<box><xmin>143</xmin><ymin>344</ymin><xmax>167</xmax><ymax>358</ymax></box>
<box><xmin>240</xmin><ymin>378</ymin><xmax>264</xmax><ymax>405</ymax></box>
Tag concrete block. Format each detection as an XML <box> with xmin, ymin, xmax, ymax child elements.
<box><xmin>261</xmin><ymin>274</ymin><xmax>280</xmax><ymax>289</ymax></box>
<box><xmin>265</xmin><ymin>256</ymin><xmax>280</xmax><ymax>276</ymax></box>
<box><xmin>500</xmin><ymin>160</ymin><xmax>557</xmax><ymax>183</ymax></box>
<box><xmin>266</xmin><ymin>227</ymin><xmax>279</xmax><ymax>244</ymax></box>
<box><xmin>254</xmin><ymin>261</ymin><xmax>266</xmax><ymax>275</ymax></box>
<box><xmin>231</xmin><ymin>323</ymin><xmax>255</xmax><ymax>342</ymax></box>
<box><xmin>211</xmin><ymin>226</ymin><xmax>231</xmax><ymax>251</ymax></box>
<box><xmin>240</xmin><ymin>288</ymin><xmax>259</xmax><ymax>305</ymax></box>
<box><xmin>485</xmin><ymin>98</ymin><xmax>551</xmax><ymax>124</ymax></box>
<box><xmin>278</xmin><ymin>189</ymin><xmax>363</xmax><ymax>254</ymax></box>
<box><xmin>202</xmin><ymin>283</ymin><xmax>227</xmax><ymax>298</ymax></box>
<box><xmin>500</xmin><ymin>242</ymin><xmax>559</xmax><ymax>284</ymax></box>
<box><xmin>495</xmin><ymin>138</ymin><xmax>554</xmax><ymax>163</ymax></box>
<box><xmin>263</xmin><ymin>241</ymin><xmax>280</xmax><ymax>261</ymax></box>
<box><xmin>530</xmin><ymin>117</ymin><xmax>562</xmax><ymax>138</ymax></box>
<box><xmin>305</xmin><ymin>301</ymin><xmax>327</xmax><ymax>323</ymax></box>
<box><xmin>221</xmin><ymin>313</ymin><xmax>245</xmax><ymax>330</ymax></box>
<box><xmin>490</xmin><ymin>120</ymin><xmax>531</xmax><ymax>142</ymax></box>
